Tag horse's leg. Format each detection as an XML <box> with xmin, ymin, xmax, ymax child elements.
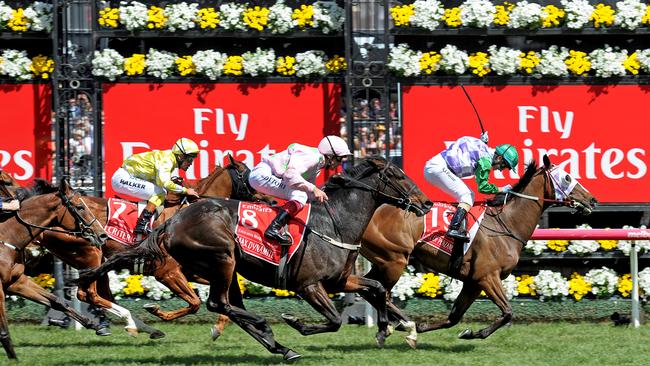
<box><xmin>343</xmin><ymin>274</ymin><xmax>393</xmax><ymax>347</ymax></box>
<box><xmin>416</xmin><ymin>281</ymin><xmax>482</xmax><ymax>334</ymax></box>
<box><xmin>6</xmin><ymin>274</ymin><xmax>100</xmax><ymax>334</ymax></box>
<box><xmin>204</xmin><ymin>258</ymin><xmax>300</xmax><ymax>361</ymax></box>
<box><xmin>211</xmin><ymin>314</ymin><xmax>231</xmax><ymax>341</ymax></box>
<box><xmin>0</xmin><ymin>285</ymin><xmax>16</xmax><ymax>359</ymax></box>
<box><xmin>281</xmin><ymin>281</ymin><xmax>345</xmax><ymax>336</ymax></box>
<box><xmin>77</xmin><ymin>280</ymin><xmax>143</xmax><ymax>337</ymax></box>
<box><xmin>142</xmin><ymin>256</ymin><xmax>201</xmax><ymax>321</ymax></box>
<box><xmin>458</xmin><ymin>274</ymin><xmax>513</xmax><ymax>339</ymax></box>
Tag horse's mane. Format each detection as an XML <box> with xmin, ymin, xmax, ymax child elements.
<box><xmin>15</xmin><ymin>179</ymin><xmax>57</xmax><ymax>201</ymax></box>
<box><xmin>486</xmin><ymin>160</ymin><xmax>539</xmax><ymax>206</ymax></box>
<box><xmin>193</xmin><ymin>164</ymin><xmax>228</xmax><ymax>193</ymax></box>
<box><xmin>324</xmin><ymin>157</ymin><xmax>379</xmax><ymax>191</ymax></box>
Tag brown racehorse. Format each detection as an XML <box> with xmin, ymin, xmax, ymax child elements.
<box><xmin>359</xmin><ymin>155</ymin><xmax>598</xmax><ymax>347</ymax></box>
<box><xmin>0</xmin><ymin>179</ymin><xmax>107</xmax><ymax>359</ymax></box>
<box><xmin>77</xmin><ymin>157</ymin><xmax>433</xmax><ymax>361</ymax></box>
<box><xmin>37</xmin><ymin>155</ymin><xmax>273</xmax><ymax>337</ymax></box>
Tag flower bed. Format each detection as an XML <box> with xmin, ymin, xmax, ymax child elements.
<box><xmin>0</xmin><ymin>1</ymin><xmax>52</xmax><ymax>32</ymax></box>
<box><xmin>0</xmin><ymin>49</ymin><xmax>54</xmax><ymax>79</ymax></box>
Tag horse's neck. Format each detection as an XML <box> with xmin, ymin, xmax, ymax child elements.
<box><xmin>497</xmin><ymin>175</ymin><xmax>547</xmax><ymax>247</ymax></box>
<box><xmin>195</xmin><ymin>167</ymin><xmax>230</xmax><ymax>197</ymax></box>
<box><xmin>0</xmin><ymin>194</ymin><xmax>59</xmax><ymax>250</ymax></box>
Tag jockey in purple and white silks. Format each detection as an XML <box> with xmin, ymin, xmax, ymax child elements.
<box><xmin>424</xmin><ymin>136</ymin><xmax>519</xmax><ymax>246</ymax></box>
<box><xmin>111</xmin><ymin>137</ymin><xmax>200</xmax><ymax>235</ymax></box>
<box><xmin>249</xmin><ymin>135</ymin><xmax>352</xmax><ymax>245</ymax></box>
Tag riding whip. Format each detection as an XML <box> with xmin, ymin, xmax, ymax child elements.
<box><xmin>460</xmin><ymin>85</ymin><xmax>488</xmax><ymax>143</ymax></box>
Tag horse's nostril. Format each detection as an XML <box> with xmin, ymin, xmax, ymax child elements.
<box><xmin>424</xmin><ymin>201</ymin><xmax>433</xmax><ymax>209</ymax></box>
<box><xmin>100</xmin><ymin>234</ymin><xmax>109</xmax><ymax>240</ymax></box>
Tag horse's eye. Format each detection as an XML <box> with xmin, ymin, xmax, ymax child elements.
<box><xmin>564</xmin><ymin>175</ymin><xmax>572</xmax><ymax>183</ymax></box>
<box><xmin>76</xmin><ymin>205</ymin><xmax>85</xmax><ymax>211</ymax></box>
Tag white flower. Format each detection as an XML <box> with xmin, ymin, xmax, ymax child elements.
<box><xmin>526</xmin><ymin>239</ymin><xmax>549</xmax><ymax>255</ymax></box>
<box><xmin>411</xmin><ymin>0</ymin><xmax>445</xmax><ymax>30</ymax></box>
<box><xmin>561</xmin><ymin>0</ymin><xmax>594</xmax><ymax>29</ymax></box>
<box><xmin>164</xmin><ymin>3</ymin><xmax>199</xmax><ymax>32</ymax></box>
<box><xmin>508</xmin><ymin>1</ymin><xmax>543</xmax><ymax>29</ymax></box>
<box><xmin>108</xmin><ymin>270</ymin><xmax>130</xmax><ymax>299</ymax></box>
<box><xmin>295</xmin><ymin>50</ymin><xmax>328</xmax><ymax>77</ymax></box>
<box><xmin>145</xmin><ymin>48</ymin><xmax>177</xmax><ymax>79</ymax></box>
<box><xmin>502</xmin><ymin>274</ymin><xmax>519</xmax><ymax>300</ymax></box>
<box><xmin>313</xmin><ymin>2</ymin><xmax>344</xmax><ymax>34</ymax></box>
<box><xmin>488</xmin><ymin>45</ymin><xmax>521</xmax><ymax>75</ymax></box>
<box><xmin>0</xmin><ymin>2</ymin><xmax>12</xmax><ymax>25</ymax></box>
<box><xmin>219</xmin><ymin>2</ymin><xmax>246</xmax><ymax>31</ymax></box>
<box><xmin>568</xmin><ymin>239</ymin><xmax>600</xmax><ymax>254</ymax></box>
<box><xmin>24</xmin><ymin>1</ymin><xmax>53</xmax><ymax>32</ymax></box>
<box><xmin>91</xmin><ymin>48</ymin><xmax>125</xmax><ymax>81</ymax></box>
<box><xmin>585</xmin><ymin>267</ymin><xmax>619</xmax><ymax>297</ymax></box>
<box><xmin>268</xmin><ymin>2</ymin><xmax>296</xmax><ymax>34</ymax></box>
<box><xmin>242</xmin><ymin>48</ymin><xmax>276</xmax><ymax>76</ymax></box>
<box><xmin>193</xmin><ymin>50</ymin><xmax>227</xmax><ymax>80</ymax></box>
<box><xmin>532</xmin><ymin>270</ymin><xmax>569</xmax><ymax>300</ymax></box>
<box><xmin>460</xmin><ymin>0</ymin><xmax>495</xmax><ymax>28</ymax></box>
<box><xmin>439</xmin><ymin>44</ymin><xmax>469</xmax><ymax>74</ymax></box>
<box><xmin>614</xmin><ymin>0</ymin><xmax>646</xmax><ymax>30</ymax></box>
<box><xmin>391</xmin><ymin>271</ymin><xmax>423</xmax><ymax>301</ymax></box>
<box><xmin>141</xmin><ymin>276</ymin><xmax>173</xmax><ymax>300</ymax></box>
<box><xmin>589</xmin><ymin>46</ymin><xmax>627</xmax><ymax>77</ymax></box>
<box><xmin>636</xmin><ymin>49</ymin><xmax>650</xmax><ymax>73</ymax></box>
<box><xmin>192</xmin><ymin>283</ymin><xmax>211</xmax><ymax>301</ymax></box>
<box><xmin>120</xmin><ymin>1</ymin><xmax>148</xmax><ymax>31</ymax></box>
<box><xmin>0</xmin><ymin>49</ymin><xmax>32</xmax><ymax>80</ymax></box>
<box><xmin>387</xmin><ymin>43</ymin><xmax>422</xmax><ymax>77</ymax></box>
<box><xmin>440</xmin><ymin>274</ymin><xmax>463</xmax><ymax>301</ymax></box>
<box><xmin>535</xmin><ymin>45</ymin><xmax>570</xmax><ymax>77</ymax></box>
<box><xmin>639</xmin><ymin>267</ymin><xmax>650</xmax><ymax>300</ymax></box>
<box><xmin>617</xmin><ymin>225</ymin><xmax>650</xmax><ymax>255</ymax></box>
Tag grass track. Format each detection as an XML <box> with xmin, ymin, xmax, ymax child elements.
<box><xmin>2</xmin><ymin>322</ymin><xmax>649</xmax><ymax>366</ymax></box>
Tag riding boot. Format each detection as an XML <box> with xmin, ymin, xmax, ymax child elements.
<box><xmin>264</xmin><ymin>210</ymin><xmax>292</xmax><ymax>246</ymax></box>
<box><xmin>446</xmin><ymin>207</ymin><xmax>469</xmax><ymax>242</ymax></box>
<box><xmin>134</xmin><ymin>203</ymin><xmax>156</xmax><ymax>235</ymax></box>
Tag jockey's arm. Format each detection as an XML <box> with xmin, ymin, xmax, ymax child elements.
<box><xmin>475</xmin><ymin>157</ymin><xmax>499</xmax><ymax>195</ymax></box>
<box><xmin>156</xmin><ymin>160</ymin><xmax>187</xmax><ymax>194</ymax></box>
<box><xmin>283</xmin><ymin>150</ymin><xmax>320</xmax><ymax>193</ymax></box>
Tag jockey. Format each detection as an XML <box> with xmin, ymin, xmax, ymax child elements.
<box><xmin>111</xmin><ymin>137</ymin><xmax>200</xmax><ymax>235</ymax></box>
<box><xmin>0</xmin><ymin>197</ymin><xmax>19</xmax><ymax>211</ymax></box>
<box><xmin>249</xmin><ymin>135</ymin><xmax>352</xmax><ymax>245</ymax></box>
<box><xmin>424</xmin><ymin>136</ymin><xmax>518</xmax><ymax>243</ymax></box>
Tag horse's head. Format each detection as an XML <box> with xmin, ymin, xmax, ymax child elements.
<box><xmin>0</xmin><ymin>170</ymin><xmax>20</xmax><ymax>198</ymax></box>
<box><xmin>224</xmin><ymin>154</ymin><xmax>276</xmax><ymax>205</ymax></box>
<box><xmin>57</xmin><ymin>179</ymin><xmax>108</xmax><ymax>246</ymax></box>
<box><xmin>335</xmin><ymin>156</ymin><xmax>432</xmax><ymax>216</ymax></box>
<box><xmin>541</xmin><ymin>155</ymin><xmax>598</xmax><ymax>215</ymax></box>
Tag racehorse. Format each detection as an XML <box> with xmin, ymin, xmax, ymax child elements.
<box><xmin>76</xmin><ymin>157</ymin><xmax>433</xmax><ymax>361</ymax></box>
<box><xmin>38</xmin><ymin>155</ymin><xmax>272</xmax><ymax>337</ymax></box>
<box><xmin>359</xmin><ymin>155</ymin><xmax>598</xmax><ymax>347</ymax></box>
<box><xmin>0</xmin><ymin>179</ymin><xmax>108</xmax><ymax>359</ymax></box>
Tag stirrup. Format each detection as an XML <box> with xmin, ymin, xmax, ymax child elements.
<box><xmin>264</xmin><ymin>230</ymin><xmax>292</xmax><ymax>246</ymax></box>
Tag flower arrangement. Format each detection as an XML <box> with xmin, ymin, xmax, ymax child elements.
<box><xmin>387</xmin><ymin>44</ymin><xmax>650</xmax><ymax>78</ymax></box>
<box><xmin>97</xmin><ymin>1</ymin><xmax>343</xmax><ymax>34</ymax></box>
<box><xmin>0</xmin><ymin>50</ymin><xmax>53</xmax><ymax>80</ymax></box>
<box><xmin>0</xmin><ymin>1</ymin><xmax>52</xmax><ymax>32</ymax></box>
<box><xmin>390</xmin><ymin>0</ymin><xmax>650</xmax><ymax>29</ymax></box>
<box><xmin>91</xmin><ymin>47</ymin><xmax>345</xmax><ymax>80</ymax></box>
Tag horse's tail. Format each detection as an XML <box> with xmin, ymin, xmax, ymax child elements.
<box><xmin>74</xmin><ymin>223</ymin><xmax>168</xmax><ymax>286</ymax></box>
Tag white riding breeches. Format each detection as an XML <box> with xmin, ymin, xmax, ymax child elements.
<box><xmin>424</xmin><ymin>154</ymin><xmax>475</xmax><ymax>206</ymax></box>
<box><xmin>111</xmin><ymin>168</ymin><xmax>166</xmax><ymax>203</ymax></box>
<box><xmin>248</xmin><ymin>162</ymin><xmax>309</xmax><ymax>204</ymax></box>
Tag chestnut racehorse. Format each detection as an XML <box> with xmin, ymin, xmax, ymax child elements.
<box><xmin>0</xmin><ymin>179</ymin><xmax>107</xmax><ymax>359</ymax></box>
<box><xmin>37</xmin><ymin>155</ymin><xmax>272</xmax><ymax>338</ymax></box>
<box><xmin>360</xmin><ymin>155</ymin><xmax>597</xmax><ymax>347</ymax></box>
<box><xmin>76</xmin><ymin>157</ymin><xmax>433</xmax><ymax>361</ymax></box>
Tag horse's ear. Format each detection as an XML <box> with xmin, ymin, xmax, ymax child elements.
<box><xmin>543</xmin><ymin>155</ymin><xmax>551</xmax><ymax>169</ymax></box>
<box><xmin>227</xmin><ymin>154</ymin><xmax>236</xmax><ymax>166</ymax></box>
<box><xmin>59</xmin><ymin>177</ymin><xmax>72</xmax><ymax>195</ymax></box>
<box><xmin>329</xmin><ymin>174</ymin><xmax>346</xmax><ymax>185</ymax></box>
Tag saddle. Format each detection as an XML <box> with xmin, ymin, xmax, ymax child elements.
<box><xmin>105</xmin><ymin>198</ymin><xmax>163</xmax><ymax>245</ymax></box>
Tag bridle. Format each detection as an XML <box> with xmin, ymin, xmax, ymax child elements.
<box><xmin>225</xmin><ymin>164</ymin><xmax>257</xmax><ymax>201</ymax></box>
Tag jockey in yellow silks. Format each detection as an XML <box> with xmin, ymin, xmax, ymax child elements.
<box><xmin>111</xmin><ymin>137</ymin><xmax>200</xmax><ymax>234</ymax></box>
<box><xmin>248</xmin><ymin>135</ymin><xmax>352</xmax><ymax>245</ymax></box>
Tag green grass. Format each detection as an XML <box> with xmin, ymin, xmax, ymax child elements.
<box><xmin>1</xmin><ymin>322</ymin><xmax>649</xmax><ymax>366</ymax></box>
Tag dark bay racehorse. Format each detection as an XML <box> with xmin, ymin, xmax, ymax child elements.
<box><xmin>0</xmin><ymin>179</ymin><xmax>107</xmax><ymax>359</ymax></box>
<box><xmin>38</xmin><ymin>155</ymin><xmax>273</xmax><ymax>338</ymax></box>
<box><xmin>77</xmin><ymin>157</ymin><xmax>432</xmax><ymax>361</ymax></box>
<box><xmin>360</xmin><ymin>155</ymin><xmax>597</xmax><ymax>347</ymax></box>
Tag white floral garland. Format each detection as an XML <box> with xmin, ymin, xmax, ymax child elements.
<box><xmin>0</xmin><ymin>49</ymin><xmax>32</xmax><ymax>80</ymax></box>
<box><xmin>411</xmin><ymin>0</ymin><xmax>445</xmax><ymax>31</ymax></box>
<box><xmin>533</xmin><ymin>270</ymin><xmax>569</xmax><ymax>300</ymax></box>
<box><xmin>460</xmin><ymin>0</ymin><xmax>495</xmax><ymax>28</ymax></box>
<box><xmin>614</xmin><ymin>0</ymin><xmax>647</xmax><ymax>30</ymax></box>
<box><xmin>561</xmin><ymin>0</ymin><xmax>595</xmax><ymax>29</ymax></box>
<box><xmin>164</xmin><ymin>2</ymin><xmax>199</xmax><ymax>32</ymax></box>
<box><xmin>193</xmin><ymin>50</ymin><xmax>228</xmax><ymax>80</ymax></box>
<box><xmin>120</xmin><ymin>0</ymin><xmax>148</xmax><ymax>31</ymax></box>
<box><xmin>267</xmin><ymin>2</ymin><xmax>296</xmax><ymax>34</ymax></box>
<box><xmin>91</xmin><ymin>49</ymin><xmax>125</xmax><ymax>81</ymax></box>
<box><xmin>242</xmin><ymin>48</ymin><xmax>276</xmax><ymax>76</ymax></box>
<box><xmin>508</xmin><ymin>1</ymin><xmax>543</xmax><ymax>29</ymax></box>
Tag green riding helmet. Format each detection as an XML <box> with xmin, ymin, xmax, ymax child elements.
<box><xmin>495</xmin><ymin>144</ymin><xmax>519</xmax><ymax>172</ymax></box>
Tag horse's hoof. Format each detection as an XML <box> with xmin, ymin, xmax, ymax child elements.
<box><xmin>149</xmin><ymin>330</ymin><xmax>166</xmax><ymax>339</ymax></box>
<box><xmin>125</xmin><ymin>327</ymin><xmax>139</xmax><ymax>337</ymax></box>
<box><xmin>375</xmin><ymin>332</ymin><xmax>386</xmax><ymax>348</ymax></box>
<box><xmin>143</xmin><ymin>303</ymin><xmax>160</xmax><ymax>314</ymax></box>
<box><xmin>95</xmin><ymin>326</ymin><xmax>112</xmax><ymax>336</ymax></box>
<box><xmin>281</xmin><ymin>313</ymin><xmax>298</xmax><ymax>323</ymax></box>
<box><xmin>458</xmin><ymin>329</ymin><xmax>473</xmax><ymax>339</ymax></box>
<box><xmin>386</xmin><ymin>324</ymin><xmax>394</xmax><ymax>337</ymax></box>
<box><xmin>283</xmin><ymin>350</ymin><xmax>302</xmax><ymax>362</ymax></box>
<box><xmin>211</xmin><ymin>326</ymin><xmax>221</xmax><ymax>341</ymax></box>
<box><xmin>405</xmin><ymin>336</ymin><xmax>417</xmax><ymax>349</ymax></box>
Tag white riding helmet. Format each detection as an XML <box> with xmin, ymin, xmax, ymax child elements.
<box><xmin>318</xmin><ymin>135</ymin><xmax>352</xmax><ymax>157</ymax></box>
<box><xmin>172</xmin><ymin>138</ymin><xmax>199</xmax><ymax>156</ymax></box>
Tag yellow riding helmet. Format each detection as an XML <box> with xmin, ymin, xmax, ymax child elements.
<box><xmin>172</xmin><ymin>138</ymin><xmax>199</xmax><ymax>156</ymax></box>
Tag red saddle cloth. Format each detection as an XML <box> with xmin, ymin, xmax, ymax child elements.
<box><xmin>105</xmin><ymin>198</ymin><xmax>153</xmax><ymax>246</ymax></box>
<box><xmin>236</xmin><ymin>201</ymin><xmax>311</xmax><ymax>266</ymax></box>
<box><xmin>418</xmin><ymin>202</ymin><xmax>486</xmax><ymax>256</ymax></box>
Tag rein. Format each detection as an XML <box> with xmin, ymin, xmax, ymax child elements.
<box><xmin>16</xmin><ymin>191</ymin><xmax>97</xmax><ymax>238</ymax></box>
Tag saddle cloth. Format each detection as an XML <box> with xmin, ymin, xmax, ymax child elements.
<box><xmin>236</xmin><ymin>201</ymin><xmax>311</xmax><ymax>266</ymax></box>
<box><xmin>105</xmin><ymin>198</ymin><xmax>156</xmax><ymax>245</ymax></box>
<box><xmin>417</xmin><ymin>202</ymin><xmax>486</xmax><ymax>256</ymax></box>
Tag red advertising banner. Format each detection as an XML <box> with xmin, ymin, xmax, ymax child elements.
<box><xmin>103</xmin><ymin>83</ymin><xmax>341</xmax><ymax>198</ymax></box>
<box><xmin>0</xmin><ymin>84</ymin><xmax>52</xmax><ymax>185</ymax></box>
<box><xmin>403</xmin><ymin>85</ymin><xmax>650</xmax><ymax>203</ymax></box>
